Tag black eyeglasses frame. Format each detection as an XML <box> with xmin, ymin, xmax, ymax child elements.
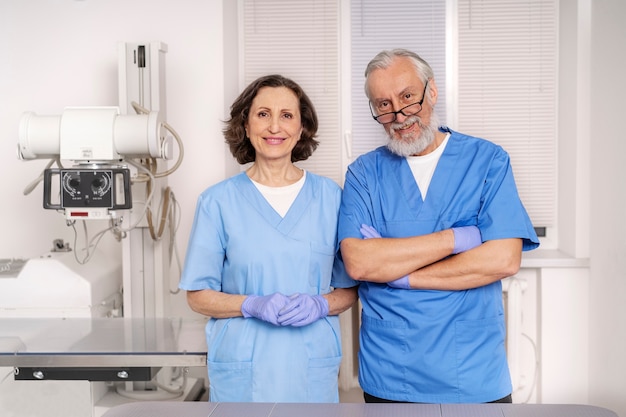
<box><xmin>369</xmin><ymin>81</ymin><xmax>429</xmax><ymax>124</ymax></box>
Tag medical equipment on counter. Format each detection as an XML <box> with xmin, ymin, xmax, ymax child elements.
<box><xmin>0</xmin><ymin>247</ymin><xmax>121</xmax><ymax>318</ymax></box>
<box><xmin>3</xmin><ymin>42</ymin><xmax>205</xmax><ymax>417</ymax></box>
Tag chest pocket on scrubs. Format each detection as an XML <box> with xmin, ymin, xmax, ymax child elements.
<box><xmin>309</xmin><ymin>241</ymin><xmax>335</xmax><ymax>293</ymax></box>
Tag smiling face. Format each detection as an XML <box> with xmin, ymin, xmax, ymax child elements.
<box><xmin>245</xmin><ymin>86</ymin><xmax>303</xmax><ymax>164</ymax></box>
<box><xmin>367</xmin><ymin>56</ymin><xmax>440</xmax><ymax>156</ymax></box>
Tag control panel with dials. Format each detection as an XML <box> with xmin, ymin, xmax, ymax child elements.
<box><xmin>43</xmin><ymin>168</ymin><xmax>131</xmax><ymax>218</ymax></box>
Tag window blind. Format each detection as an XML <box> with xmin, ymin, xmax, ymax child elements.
<box><xmin>350</xmin><ymin>0</ymin><xmax>447</xmax><ymax>158</ymax></box>
<box><xmin>241</xmin><ymin>0</ymin><xmax>342</xmax><ymax>184</ymax></box>
<box><xmin>241</xmin><ymin>0</ymin><xmax>558</xmax><ymax>229</ymax></box>
<box><xmin>456</xmin><ymin>0</ymin><xmax>558</xmax><ymax>228</ymax></box>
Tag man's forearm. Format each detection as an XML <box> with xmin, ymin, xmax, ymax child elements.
<box><xmin>340</xmin><ymin>229</ymin><xmax>455</xmax><ymax>282</ymax></box>
<box><xmin>406</xmin><ymin>238</ymin><xmax>523</xmax><ymax>291</ymax></box>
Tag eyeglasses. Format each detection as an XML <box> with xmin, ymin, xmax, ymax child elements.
<box><xmin>369</xmin><ymin>82</ymin><xmax>429</xmax><ymax>124</ymax></box>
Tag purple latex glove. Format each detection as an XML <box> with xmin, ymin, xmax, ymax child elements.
<box><xmin>360</xmin><ymin>224</ymin><xmax>382</xmax><ymax>239</ymax></box>
<box><xmin>241</xmin><ymin>293</ymin><xmax>291</xmax><ymax>326</ymax></box>
<box><xmin>387</xmin><ymin>275</ymin><xmax>411</xmax><ymax>289</ymax></box>
<box><xmin>452</xmin><ymin>226</ymin><xmax>482</xmax><ymax>254</ymax></box>
<box><xmin>277</xmin><ymin>293</ymin><xmax>329</xmax><ymax>327</ymax></box>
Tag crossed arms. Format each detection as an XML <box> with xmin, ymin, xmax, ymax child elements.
<box><xmin>340</xmin><ymin>229</ymin><xmax>522</xmax><ymax>291</ymax></box>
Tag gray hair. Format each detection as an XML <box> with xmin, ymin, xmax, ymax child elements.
<box><xmin>364</xmin><ymin>49</ymin><xmax>434</xmax><ymax>99</ymax></box>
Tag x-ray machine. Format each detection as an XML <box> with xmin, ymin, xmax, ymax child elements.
<box><xmin>0</xmin><ymin>42</ymin><xmax>206</xmax><ymax>417</ymax></box>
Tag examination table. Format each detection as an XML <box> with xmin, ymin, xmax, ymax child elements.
<box><xmin>101</xmin><ymin>401</ymin><xmax>619</xmax><ymax>417</ymax></box>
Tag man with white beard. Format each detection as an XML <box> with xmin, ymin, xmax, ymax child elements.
<box><xmin>338</xmin><ymin>48</ymin><xmax>540</xmax><ymax>404</ymax></box>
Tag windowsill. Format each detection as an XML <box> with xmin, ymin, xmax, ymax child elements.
<box><xmin>521</xmin><ymin>249</ymin><xmax>590</xmax><ymax>269</ymax></box>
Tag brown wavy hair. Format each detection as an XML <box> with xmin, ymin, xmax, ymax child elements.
<box><xmin>223</xmin><ymin>74</ymin><xmax>319</xmax><ymax>164</ymax></box>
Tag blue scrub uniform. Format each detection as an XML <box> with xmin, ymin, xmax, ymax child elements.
<box><xmin>180</xmin><ymin>172</ymin><xmax>356</xmax><ymax>403</ymax></box>
<box><xmin>338</xmin><ymin>128</ymin><xmax>539</xmax><ymax>403</ymax></box>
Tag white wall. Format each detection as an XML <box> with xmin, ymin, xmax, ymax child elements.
<box><xmin>589</xmin><ymin>1</ymin><xmax>626</xmax><ymax>416</ymax></box>
<box><xmin>0</xmin><ymin>0</ymin><xmax>229</xmax><ymax>318</ymax></box>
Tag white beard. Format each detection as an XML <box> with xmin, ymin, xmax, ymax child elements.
<box><xmin>386</xmin><ymin>111</ymin><xmax>441</xmax><ymax>157</ymax></box>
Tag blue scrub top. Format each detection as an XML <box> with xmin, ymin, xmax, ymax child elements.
<box><xmin>180</xmin><ymin>172</ymin><xmax>356</xmax><ymax>403</ymax></box>
<box><xmin>338</xmin><ymin>128</ymin><xmax>539</xmax><ymax>403</ymax></box>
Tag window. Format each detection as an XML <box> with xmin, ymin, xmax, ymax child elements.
<box><xmin>241</xmin><ymin>0</ymin><xmax>558</xmax><ymax>233</ymax></box>
<box><xmin>350</xmin><ymin>0</ymin><xmax>447</xmax><ymax>156</ymax></box>
<box><xmin>241</xmin><ymin>0</ymin><xmax>342</xmax><ymax>182</ymax></box>
<box><xmin>455</xmin><ymin>0</ymin><xmax>558</xmax><ymax>230</ymax></box>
